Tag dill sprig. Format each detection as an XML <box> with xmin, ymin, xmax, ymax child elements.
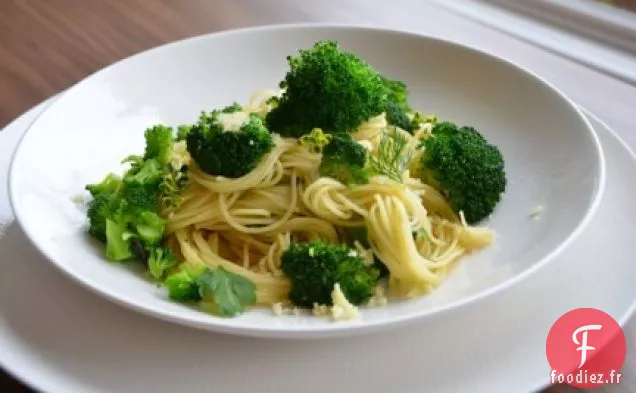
<box><xmin>368</xmin><ymin>127</ymin><xmax>413</xmax><ymax>182</ymax></box>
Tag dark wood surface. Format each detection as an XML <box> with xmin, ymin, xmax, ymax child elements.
<box><xmin>1</xmin><ymin>1</ymin><xmax>633</xmax><ymax>392</ymax></box>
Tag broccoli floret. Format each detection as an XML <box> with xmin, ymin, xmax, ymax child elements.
<box><xmin>382</xmin><ymin>78</ymin><xmax>414</xmax><ymax>132</ymax></box>
<box><xmin>266</xmin><ymin>40</ymin><xmax>389</xmax><ymax>137</ymax></box>
<box><xmin>299</xmin><ymin>128</ymin><xmax>333</xmax><ymax>154</ymax></box>
<box><xmin>220</xmin><ymin>102</ymin><xmax>243</xmax><ymax>113</ymax></box>
<box><xmin>159</xmin><ymin>165</ymin><xmax>189</xmax><ymax>214</ymax></box>
<box><xmin>86</xmin><ymin>156</ymin><xmax>166</xmax><ymax>259</ymax></box>
<box><xmin>105</xmin><ymin>219</ymin><xmax>133</xmax><ymax>261</ymax></box>
<box><xmin>85</xmin><ymin>173</ymin><xmax>122</xmax><ymax>197</ymax></box>
<box><xmin>119</xmin><ymin>181</ymin><xmax>158</xmax><ymax>212</ymax></box>
<box><xmin>124</xmin><ymin>158</ymin><xmax>163</xmax><ymax>187</ymax></box>
<box><xmin>85</xmin><ymin>120</ymin><xmax>189</xmax><ymax>270</ymax></box>
<box><xmin>383</xmin><ymin>78</ymin><xmax>409</xmax><ymax>109</ymax></box>
<box><xmin>86</xmin><ymin>192</ymin><xmax>121</xmax><ymax>243</ymax></box>
<box><xmin>384</xmin><ymin>101</ymin><xmax>412</xmax><ymax>133</ymax></box>
<box><xmin>186</xmin><ymin>109</ymin><xmax>274</xmax><ymax>178</ymax></box>
<box><xmin>131</xmin><ymin>211</ymin><xmax>166</xmax><ymax>247</ymax></box>
<box><xmin>164</xmin><ymin>264</ymin><xmax>207</xmax><ymax>301</ymax></box>
<box><xmin>418</xmin><ymin>122</ymin><xmax>506</xmax><ymax>224</ymax></box>
<box><xmin>280</xmin><ymin>240</ymin><xmax>380</xmax><ymax>308</ymax></box>
<box><xmin>148</xmin><ymin>246</ymin><xmax>179</xmax><ymax>280</ymax></box>
<box><xmin>87</xmin><ymin>192</ymin><xmax>164</xmax><ymax>255</ymax></box>
<box><xmin>144</xmin><ymin>125</ymin><xmax>174</xmax><ymax>166</ymax></box>
<box><xmin>176</xmin><ymin>125</ymin><xmax>193</xmax><ymax>141</ymax></box>
<box><xmin>409</xmin><ymin>112</ymin><xmax>431</xmax><ymax>131</ymax></box>
<box><xmin>319</xmin><ymin>133</ymin><xmax>370</xmax><ymax>185</ymax></box>
<box><xmin>431</xmin><ymin>121</ymin><xmax>464</xmax><ymax>137</ymax></box>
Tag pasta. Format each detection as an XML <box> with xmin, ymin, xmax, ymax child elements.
<box><xmin>85</xmin><ymin>41</ymin><xmax>506</xmax><ymax>321</ymax></box>
<box><xmin>164</xmin><ymin>90</ymin><xmax>494</xmax><ymax>308</ymax></box>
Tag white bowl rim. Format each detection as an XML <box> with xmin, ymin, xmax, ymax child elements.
<box><xmin>7</xmin><ymin>22</ymin><xmax>607</xmax><ymax>338</ymax></box>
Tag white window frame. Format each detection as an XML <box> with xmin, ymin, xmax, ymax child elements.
<box><xmin>432</xmin><ymin>0</ymin><xmax>636</xmax><ymax>85</ymax></box>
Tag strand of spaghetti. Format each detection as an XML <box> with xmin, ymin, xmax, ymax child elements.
<box><xmin>406</xmin><ymin>178</ymin><xmax>458</xmax><ymax>222</ymax></box>
<box><xmin>218</xmin><ymin>171</ymin><xmax>298</xmax><ymax>234</ymax></box>
<box><xmin>209</xmin><ymin>232</ymin><xmax>219</xmax><ymax>254</ymax></box>
<box><xmin>165</xmin><ymin>188</ymin><xmax>246</xmax><ymax>234</ymax></box>
<box><xmin>269</xmin><ymin>217</ymin><xmax>339</xmax><ymax>242</ymax></box>
<box><xmin>182</xmin><ymin>229</ymin><xmax>290</xmax><ymax>304</ymax></box>
<box><xmin>253</xmin><ymin>233</ymin><xmax>288</xmax><ymax>276</ymax></box>
<box><xmin>242</xmin><ymin>242</ymin><xmax>250</xmax><ymax>268</ymax></box>
<box><xmin>353</xmin><ymin>114</ymin><xmax>386</xmax><ymax>149</ymax></box>
<box><xmin>366</xmin><ymin>195</ymin><xmax>440</xmax><ymax>285</ymax></box>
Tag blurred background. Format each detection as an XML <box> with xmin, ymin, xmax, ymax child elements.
<box><xmin>2</xmin><ymin>0</ymin><xmax>636</xmax><ymax>129</ymax></box>
<box><xmin>594</xmin><ymin>0</ymin><xmax>636</xmax><ymax>10</ymax></box>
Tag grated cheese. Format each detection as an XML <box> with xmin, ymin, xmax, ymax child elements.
<box><xmin>330</xmin><ymin>283</ymin><xmax>360</xmax><ymax>321</ymax></box>
<box><xmin>353</xmin><ymin>241</ymin><xmax>374</xmax><ymax>267</ymax></box>
<box><xmin>217</xmin><ymin>111</ymin><xmax>249</xmax><ymax>132</ymax></box>
<box><xmin>171</xmin><ymin>140</ymin><xmax>191</xmax><ymax>170</ymax></box>
<box><xmin>357</xmin><ymin>139</ymin><xmax>374</xmax><ymax>151</ymax></box>
<box><xmin>271</xmin><ymin>303</ymin><xmax>284</xmax><ymax>317</ymax></box>
<box><xmin>367</xmin><ymin>285</ymin><xmax>388</xmax><ymax>307</ymax></box>
<box><xmin>271</xmin><ymin>302</ymin><xmax>303</xmax><ymax>317</ymax></box>
<box><xmin>312</xmin><ymin>303</ymin><xmax>330</xmax><ymax>317</ymax></box>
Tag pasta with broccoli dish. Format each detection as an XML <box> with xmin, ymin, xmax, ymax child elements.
<box><xmin>83</xmin><ymin>40</ymin><xmax>506</xmax><ymax>321</ymax></box>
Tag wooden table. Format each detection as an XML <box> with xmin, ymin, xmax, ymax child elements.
<box><xmin>1</xmin><ymin>1</ymin><xmax>634</xmax><ymax>392</ymax></box>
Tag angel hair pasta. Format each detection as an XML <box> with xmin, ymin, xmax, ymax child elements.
<box><xmin>83</xmin><ymin>40</ymin><xmax>506</xmax><ymax>321</ymax></box>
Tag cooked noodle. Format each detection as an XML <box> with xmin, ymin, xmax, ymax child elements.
<box><xmin>163</xmin><ymin>90</ymin><xmax>494</xmax><ymax>305</ymax></box>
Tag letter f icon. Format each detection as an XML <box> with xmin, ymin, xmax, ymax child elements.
<box><xmin>573</xmin><ymin>324</ymin><xmax>602</xmax><ymax>368</ymax></box>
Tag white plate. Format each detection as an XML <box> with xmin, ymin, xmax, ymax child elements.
<box><xmin>0</xmin><ymin>97</ymin><xmax>633</xmax><ymax>393</ymax></box>
<box><xmin>7</xmin><ymin>25</ymin><xmax>605</xmax><ymax>337</ymax></box>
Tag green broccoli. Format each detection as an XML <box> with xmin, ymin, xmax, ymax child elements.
<box><xmin>85</xmin><ymin>130</ymin><xmax>172</xmax><ymax>261</ymax></box>
<box><xmin>186</xmin><ymin>106</ymin><xmax>275</xmax><ymax>178</ymax></box>
<box><xmin>131</xmin><ymin>211</ymin><xmax>166</xmax><ymax>247</ymax></box>
<box><xmin>124</xmin><ymin>158</ymin><xmax>163</xmax><ymax>187</ymax></box>
<box><xmin>104</xmin><ymin>218</ymin><xmax>134</xmax><ymax>261</ymax></box>
<box><xmin>86</xmin><ymin>191</ymin><xmax>166</xmax><ymax>262</ymax></box>
<box><xmin>265</xmin><ymin>40</ymin><xmax>389</xmax><ymax>137</ymax></box>
<box><xmin>418</xmin><ymin>121</ymin><xmax>506</xmax><ymax>224</ymax></box>
<box><xmin>382</xmin><ymin>78</ymin><xmax>414</xmax><ymax>132</ymax></box>
<box><xmin>158</xmin><ymin>165</ymin><xmax>189</xmax><ymax>214</ymax></box>
<box><xmin>384</xmin><ymin>101</ymin><xmax>412</xmax><ymax>133</ymax></box>
<box><xmin>164</xmin><ymin>264</ymin><xmax>206</xmax><ymax>301</ymax></box>
<box><xmin>86</xmin><ymin>191</ymin><xmax>121</xmax><ymax>243</ymax></box>
<box><xmin>144</xmin><ymin>125</ymin><xmax>174</xmax><ymax>166</ymax></box>
<box><xmin>319</xmin><ymin>133</ymin><xmax>370</xmax><ymax>185</ymax></box>
<box><xmin>85</xmin><ymin>173</ymin><xmax>121</xmax><ymax>197</ymax></box>
<box><xmin>280</xmin><ymin>240</ymin><xmax>380</xmax><ymax>308</ymax></box>
<box><xmin>148</xmin><ymin>246</ymin><xmax>179</xmax><ymax>280</ymax></box>
<box><xmin>265</xmin><ymin>40</ymin><xmax>419</xmax><ymax>137</ymax></box>
<box><xmin>408</xmin><ymin>112</ymin><xmax>430</xmax><ymax>132</ymax></box>
<box><xmin>176</xmin><ymin>125</ymin><xmax>193</xmax><ymax>141</ymax></box>
<box><xmin>430</xmin><ymin>121</ymin><xmax>463</xmax><ymax>136</ymax></box>
<box><xmin>119</xmin><ymin>181</ymin><xmax>159</xmax><ymax>212</ymax></box>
